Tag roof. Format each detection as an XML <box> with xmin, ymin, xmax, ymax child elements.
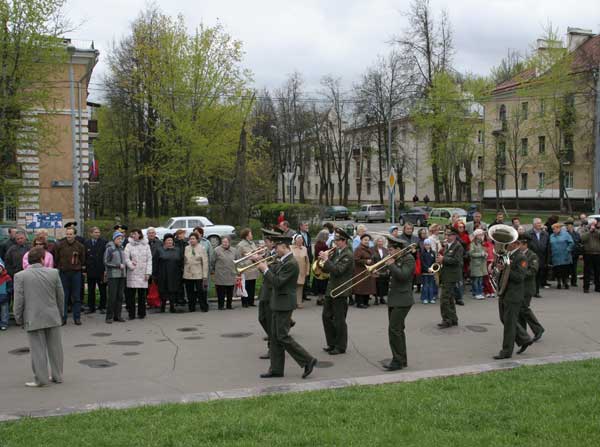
<box><xmin>492</xmin><ymin>34</ymin><xmax>600</xmax><ymax>95</ymax></box>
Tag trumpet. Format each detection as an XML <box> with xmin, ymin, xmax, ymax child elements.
<box><xmin>330</xmin><ymin>243</ymin><xmax>417</xmax><ymax>298</ymax></box>
<box><xmin>429</xmin><ymin>263</ymin><xmax>442</xmax><ymax>273</ymax></box>
<box><xmin>312</xmin><ymin>247</ymin><xmax>337</xmax><ymax>279</ymax></box>
<box><xmin>236</xmin><ymin>254</ymin><xmax>278</xmax><ymax>274</ymax></box>
<box><xmin>234</xmin><ymin>246</ymin><xmax>268</xmax><ymax>265</ymax></box>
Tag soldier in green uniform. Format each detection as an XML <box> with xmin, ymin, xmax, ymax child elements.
<box><xmin>320</xmin><ymin>228</ymin><xmax>354</xmax><ymax>355</ymax></box>
<box><xmin>493</xmin><ymin>239</ymin><xmax>534</xmax><ymax>359</ymax></box>
<box><xmin>383</xmin><ymin>236</ymin><xmax>416</xmax><ymax>371</ymax></box>
<box><xmin>437</xmin><ymin>227</ymin><xmax>463</xmax><ymax>328</ymax></box>
<box><xmin>257</xmin><ymin>236</ymin><xmax>317</xmax><ymax>379</ymax></box>
<box><xmin>256</xmin><ymin>228</ymin><xmax>280</xmax><ymax>360</ymax></box>
<box><xmin>517</xmin><ymin>233</ymin><xmax>545</xmax><ymax>342</ymax></box>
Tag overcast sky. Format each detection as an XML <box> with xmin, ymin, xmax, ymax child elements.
<box><xmin>65</xmin><ymin>0</ymin><xmax>600</xmax><ymax>101</ymax></box>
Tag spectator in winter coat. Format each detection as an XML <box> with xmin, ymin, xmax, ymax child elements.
<box><xmin>469</xmin><ymin>230</ymin><xmax>488</xmax><ymax>300</ymax></box>
<box><xmin>54</xmin><ymin>228</ymin><xmax>85</xmax><ymax>325</ymax></box>
<box><xmin>104</xmin><ymin>232</ymin><xmax>126</xmax><ymax>323</ymax></box>
<box><xmin>420</xmin><ymin>239</ymin><xmax>437</xmax><ymax>304</ymax></box>
<box><xmin>183</xmin><ymin>233</ymin><xmax>209</xmax><ymax>312</ymax></box>
<box><xmin>124</xmin><ymin>229</ymin><xmax>153</xmax><ymax>320</ymax></box>
<box><xmin>153</xmin><ymin>234</ymin><xmax>183</xmax><ymax>313</ymax></box>
<box><xmin>84</xmin><ymin>227</ymin><xmax>107</xmax><ymax>314</ymax></box>
<box><xmin>0</xmin><ymin>259</ymin><xmax>12</xmax><ymax>330</ymax></box>
<box><xmin>581</xmin><ymin>219</ymin><xmax>600</xmax><ymax>293</ymax></box>
<box><xmin>549</xmin><ymin>223</ymin><xmax>574</xmax><ymax>290</ymax></box>
<box><xmin>565</xmin><ymin>219</ymin><xmax>582</xmax><ymax>287</ymax></box>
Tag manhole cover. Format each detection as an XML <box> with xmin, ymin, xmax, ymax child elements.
<box><xmin>74</xmin><ymin>343</ymin><xmax>97</xmax><ymax>348</ymax></box>
<box><xmin>177</xmin><ymin>327</ymin><xmax>198</xmax><ymax>332</ymax></box>
<box><xmin>109</xmin><ymin>341</ymin><xmax>143</xmax><ymax>346</ymax></box>
<box><xmin>465</xmin><ymin>325</ymin><xmax>488</xmax><ymax>333</ymax></box>
<box><xmin>156</xmin><ymin>339</ymin><xmax>169</xmax><ymax>342</ymax></box>
<box><xmin>420</xmin><ymin>325</ymin><xmax>465</xmax><ymax>336</ymax></box>
<box><xmin>123</xmin><ymin>352</ymin><xmax>140</xmax><ymax>356</ymax></box>
<box><xmin>79</xmin><ymin>359</ymin><xmax>117</xmax><ymax>368</ymax></box>
<box><xmin>184</xmin><ymin>336</ymin><xmax>204</xmax><ymax>340</ymax></box>
<box><xmin>195</xmin><ymin>324</ymin><xmax>204</xmax><ymax>327</ymax></box>
<box><xmin>315</xmin><ymin>361</ymin><xmax>334</xmax><ymax>368</ymax></box>
<box><xmin>91</xmin><ymin>332</ymin><xmax>112</xmax><ymax>337</ymax></box>
<box><xmin>221</xmin><ymin>332</ymin><xmax>253</xmax><ymax>338</ymax></box>
<box><xmin>9</xmin><ymin>347</ymin><xmax>30</xmax><ymax>355</ymax></box>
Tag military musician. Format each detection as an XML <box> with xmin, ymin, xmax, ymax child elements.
<box><xmin>383</xmin><ymin>235</ymin><xmax>416</xmax><ymax>371</ymax></box>
<box><xmin>319</xmin><ymin>228</ymin><xmax>354</xmax><ymax>355</ymax></box>
<box><xmin>257</xmin><ymin>236</ymin><xmax>317</xmax><ymax>379</ymax></box>
<box><xmin>517</xmin><ymin>233</ymin><xmax>545</xmax><ymax>342</ymax></box>
<box><xmin>437</xmin><ymin>226</ymin><xmax>463</xmax><ymax>328</ymax></box>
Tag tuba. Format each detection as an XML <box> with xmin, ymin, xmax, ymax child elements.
<box><xmin>487</xmin><ymin>224</ymin><xmax>519</xmax><ymax>296</ymax></box>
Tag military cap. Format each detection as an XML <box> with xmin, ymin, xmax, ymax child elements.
<box><xmin>114</xmin><ymin>224</ymin><xmax>128</xmax><ymax>231</ymax></box>
<box><xmin>272</xmin><ymin>235</ymin><xmax>293</xmax><ymax>246</ymax></box>
<box><xmin>386</xmin><ymin>234</ymin><xmax>406</xmax><ymax>249</ymax></box>
<box><xmin>334</xmin><ymin>227</ymin><xmax>351</xmax><ymax>241</ymax></box>
<box><xmin>64</xmin><ymin>221</ymin><xmax>77</xmax><ymax>228</ymax></box>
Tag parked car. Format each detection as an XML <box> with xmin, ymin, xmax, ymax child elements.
<box><xmin>428</xmin><ymin>208</ymin><xmax>468</xmax><ymax>226</ymax></box>
<box><xmin>143</xmin><ymin>216</ymin><xmax>235</xmax><ymax>247</ymax></box>
<box><xmin>398</xmin><ymin>207</ymin><xmax>430</xmax><ymax>227</ymax></box>
<box><xmin>322</xmin><ymin>206</ymin><xmax>350</xmax><ymax>221</ymax></box>
<box><xmin>354</xmin><ymin>204</ymin><xmax>386</xmax><ymax>223</ymax></box>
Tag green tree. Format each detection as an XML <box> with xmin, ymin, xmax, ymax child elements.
<box><xmin>0</xmin><ymin>0</ymin><xmax>68</xmax><ymax>216</ymax></box>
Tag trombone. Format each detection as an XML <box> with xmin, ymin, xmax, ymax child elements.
<box><xmin>331</xmin><ymin>243</ymin><xmax>417</xmax><ymax>298</ymax></box>
<box><xmin>236</xmin><ymin>254</ymin><xmax>278</xmax><ymax>274</ymax></box>
<box><xmin>234</xmin><ymin>246</ymin><xmax>268</xmax><ymax>265</ymax></box>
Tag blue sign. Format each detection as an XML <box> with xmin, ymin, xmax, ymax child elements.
<box><xmin>25</xmin><ymin>213</ymin><xmax>63</xmax><ymax>229</ymax></box>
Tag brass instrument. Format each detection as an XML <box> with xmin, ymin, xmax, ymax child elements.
<box><xmin>330</xmin><ymin>243</ymin><xmax>417</xmax><ymax>298</ymax></box>
<box><xmin>234</xmin><ymin>246</ymin><xmax>268</xmax><ymax>265</ymax></box>
<box><xmin>429</xmin><ymin>263</ymin><xmax>442</xmax><ymax>273</ymax></box>
<box><xmin>488</xmin><ymin>224</ymin><xmax>519</xmax><ymax>295</ymax></box>
<box><xmin>236</xmin><ymin>254</ymin><xmax>278</xmax><ymax>274</ymax></box>
<box><xmin>312</xmin><ymin>247</ymin><xmax>336</xmax><ymax>280</ymax></box>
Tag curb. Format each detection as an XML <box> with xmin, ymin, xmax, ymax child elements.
<box><xmin>2</xmin><ymin>350</ymin><xmax>599</xmax><ymax>422</ymax></box>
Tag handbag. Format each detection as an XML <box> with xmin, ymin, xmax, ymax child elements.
<box><xmin>234</xmin><ymin>274</ymin><xmax>248</xmax><ymax>298</ymax></box>
<box><xmin>147</xmin><ymin>282</ymin><xmax>161</xmax><ymax>308</ymax></box>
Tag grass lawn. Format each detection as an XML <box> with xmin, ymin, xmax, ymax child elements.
<box><xmin>1</xmin><ymin>360</ymin><xmax>600</xmax><ymax>446</ymax></box>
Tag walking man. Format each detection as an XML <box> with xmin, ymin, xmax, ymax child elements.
<box><xmin>517</xmin><ymin>234</ymin><xmax>545</xmax><ymax>342</ymax></box>
<box><xmin>13</xmin><ymin>247</ymin><xmax>65</xmax><ymax>387</ymax></box>
<box><xmin>257</xmin><ymin>236</ymin><xmax>317</xmax><ymax>379</ymax></box>
<box><xmin>320</xmin><ymin>228</ymin><xmax>354</xmax><ymax>355</ymax></box>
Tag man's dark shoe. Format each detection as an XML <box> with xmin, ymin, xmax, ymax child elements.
<box><xmin>115</xmin><ymin>318</ymin><xmax>126</xmax><ymax>323</ymax></box>
<box><xmin>323</xmin><ymin>346</ymin><xmax>334</xmax><ymax>352</ymax></box>
<box><xmin>85</xmin><ymin>309</ymin><xmax>95</xmax><ymax>314</ymax></box>
<box><xmin>379</xmin><ymin>298</ymin><xmax>386</xmax><ymax>304</ymax></box>
<box><xmin>290</xmin><ymin>319</ymin><xmax>296</xmax><ymax>328</ymax></box>
<box><xmin>517</xmin><ymin>340</ymin><xmax>533</xmax><ymax>354</ymax></box>
<box><xmin>493</xmin><ymin>353</ymin><xmax>511</xmax><ymax>360</ymax></box>
<box><xmin>584</xmin><ymin>289</ymin><xmax>590</xmax><ymax>294</ymax></box>
<box><xmin>383</xmin><ymin>362</ymin><xmax>404</xmax><ymax>371</ymax></box>
<box><xmin>74</xmin><ymin>320</ymin><xmax>82</xmax><ymax>326</ymax></box>
<box><xmin>533</xmin><ymin>328</ymin><xmax>545</xmax><ymax>342</ymax></box>
<box><xmin>534</xmin><ymin>294</ymin><xmax>542</xmax><ymax>298</ymax></box>
<box><xmin>99</xmin><ymin>309</ymin><xmax>106</xmax><ymax>314</ymax></box>
<box><xmin>456</xmin><ymin>300</ymin><xmax>465</xmax><ymax>306</ymax></box>
<box><xmin>260</xmin><ymin>372</ymin><xmax>283</xmax><ymax>378</ymax></box>
<box><xmin>302</xmin><ymin>358</ymin><xmax>317</xmax><ymax>379</ymax></box>
<box><xmin>437</xmin><ymin>321</ymin><xmax>452</xmax><ymax>328</ymax></box>
<box><xmin>328</xmin><ymin>349</ymin><xmax>345</xmax><ymax>355</ymax></box>
<box><xmin>105</xmin><ymin>319</ymin><xmax>113</xmax><ymax>324</ymax></box>
<box><xmin>259</xmin><ymin>353</ymin><xmax>270</xmax><ymax>359</ymax></box>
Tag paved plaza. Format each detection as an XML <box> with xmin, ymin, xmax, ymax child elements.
<box><xmin>1</xmin><ymin>286</ymin><xmax>599</xmax><ymax>419</ymax></box>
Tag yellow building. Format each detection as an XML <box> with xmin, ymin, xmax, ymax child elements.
<box><xmin>6</xmin><ymin>40</ymin><xmax>99</xmax><ymax>229</ymax></box>
<box><xmin>482</xmin><ymin>28</ymin><xmax>600</xmax><ymax>210</ymax></box>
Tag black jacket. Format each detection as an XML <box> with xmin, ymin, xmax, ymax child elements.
<box><xmin>85</xmin><ymin>237</ymin><xmax>108</xmax><ymax>278</ymax></box>
<box><xmin>527</xmin><ymin>229</ymin><xmax>550</xmax><ymax>263</ymax></box>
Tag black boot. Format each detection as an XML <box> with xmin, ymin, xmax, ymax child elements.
<box><xmin>170</xmin><ymin>302</ymin><xmax>176</xmax><ymax>313</ymax></box>
<box><xmin>348</xmin><ymin>297</ymin><xmax>355</xmax><ymax>306</ymax></box>
<box><xmin>374</xmin><ymin>297</ymin><xmax>379</xmax><ymax>305</ymax></box>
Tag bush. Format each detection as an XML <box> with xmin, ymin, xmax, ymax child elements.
<box><xmin>254</xmin><ymin>203</ymin><xmax>322</xmax><ymax>230</ymax></box>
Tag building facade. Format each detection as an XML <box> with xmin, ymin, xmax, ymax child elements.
<box><xmin>278</xmin><ymin>116</ymin><xmax>484</xmax><ymax>206</ymax></box>
<box><xmin>4</xmin><ymin>41</ymin><xmax>99</xmax><ymax>229</ymax></box>
<box><xmin>481</xmin><ymin>28</ymin><xmax>600</xmax><ymax>211</ymax></box>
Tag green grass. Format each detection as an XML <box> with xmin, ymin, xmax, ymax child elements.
<box><xmin>2</xmin><ymin>360</ymin><xmax>599</xmax><ymax>446</ymax></box>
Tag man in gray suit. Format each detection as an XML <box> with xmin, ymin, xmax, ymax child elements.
<box><xmin>13</xmin><ymin>247</ymin><xmax>65</xmax><ymax>387</ymax></box>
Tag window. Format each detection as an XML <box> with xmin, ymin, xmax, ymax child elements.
<box><xmin>171</xmin><ymin>219</ymin><xmax>187</xmax><ymax>229</ymax></box>
<box><xmin>441</xmin><ymin>211</ymin><xmax>450</xmax><ymax>219</ymax></box>
<box><xmin>538</xmin><ymin>136</ymin><xmax>546</xmax><ymax>154</ymax></box>
<box><xmin>539</xmin><ymin>99</ymin><xmax>545</xmax><ymax>116</ymax></box>
<box><xmin>499</xmin><ymin>104</ymin><xmax>507</xmax><ymax>122</ymax></box>
<box><xmin>366</xmin><ymin>156</ymin><xmax>372</xmax><ymax>173</ymax></box>
<box><xmin>314</xmin><ymin>184</ymin><xmax>318</xmax><ymax>195</ymax></box>
<box><xmin>520</xmin><ymin>138</ymin><xmax>528</xmax><ymax>156</ymax></box>
<box><xmin>564</xmin><ymin>133</ymin><xmax>574</xmax><ymax>151</ymax></box>
<box><xmin>0</xmin><ymin>194</ymin><xmax>16</xmax><ymax>222</ymax></box>
<box><xmin>497</xmin><ymin>141</ymin><xmax>506</xmax><ymax>167</ymax></box>
<box><xmin>366</xmin><ymin>180</ymin><xmax>372</xmax><ymax>195</ymax></box>
<box><xmin>499</xmin><ymin>175</ymin><xmax>506</xmax><ymax>190</ymax></box>
<box><xmin>187</xmin><ymin>219</ymin><xmax>201</xmax><ymax>229</ymax></box>
<box><xmin>520</xmin><ymin>173</ymin><xmax>528</xmax><ymax>190</ymax></box>
<box><xmin>564</xmin><ymin>171</ymin><xmax>574</xmax><ymax>189</ymax></box>
<box><xmin>538</xmin><ymin>172</ymin><xmax>545</xmax><ymax>189</ymax></box>
<box><xmin>477</xmin><ymin>130</ymin><xmax>483</xmax><ymax>143</ymax></box>
<box><xmin>477</xmin><ymin>156</ymin><xmax>483</xmax><ymax>169</ymax></box>
<box><xmin>521</xmin><ymin>102</ymin><xmax>528</xmax><ymax>120</ymax></box>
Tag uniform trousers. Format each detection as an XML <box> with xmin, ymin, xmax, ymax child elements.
<box><xmin>439</xmin><ymin>282</ymin><xmax>459</xmax><ymax>325</ymax></box>
<box><xmin>270</xmin><ymin>310</ymin><xmax>313</xmax><ymax>375</ymax></box>
<box><xmin>388</xmin><ymin>306</ymin><xmax>412</xmax><ymax>366</ymax></box>
<box><xmin>27</xmin><ymin>326</ymin><xmax>63</xmax><ymax>385</ymax></box>
<box><xmin>498</xmin><ymin>298</ymin><xmax>531</xmax><ymax>356</ymax></box>
<box><xmin>518</xmin><ymin>292</ymin><xmax>544</xmax><ymax>337</ymax></box>
<box><xmin>322</xmin><ymin>295</ymin><xmax>348</xmax><ymax>352</ymax></box>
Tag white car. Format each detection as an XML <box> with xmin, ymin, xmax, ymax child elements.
<box><xmin>144</xmin><ymin>216</ymin><xmax>235</xmax><ymax>247</ymax></box>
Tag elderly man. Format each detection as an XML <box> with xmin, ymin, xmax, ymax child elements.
<box><xmin>527</xmin><ymin>218</ymin><xmax>550</xmax><ymax>297</ymax></box>
<box><xmin>54</xmin><ymin>227</ymin><xmax>86</xmax><ymax>325</ymax></box>
<box><xmin>279</xmin><ymin>221</ymin><xmax>296</xmax><ymax>238</ymax></box>
<box><xmin>14</xmin><ymin>247</ymin><xmax>65</xmax><ymax>387</ymax></box>
<box><xmin>4</xmin><ymin>230</ymin><xmax>31</xmax><ymax>279</ymax></box>
<box><xmin>581</xmin><ymin>218</ymin><xmax>600</xmax><ymax>293</ymax></box>
<box><xmin>84</xmin><ymin>227</ymin><xmax>107</xmax><ymax>314</ymax></box>
<box><xmin>466</xmin><ymin>212</ymin><xmax>488</xmax><ymax>234</ymax></box>
<box><xmin>0</xmin><ymin>227</ymin><xmax>17</xmax><ymax>260</ymax></box>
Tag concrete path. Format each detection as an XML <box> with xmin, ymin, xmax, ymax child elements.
<box><xmin>1</xmin><ymin>286</ymin><xmax>599</xmax><ymax>419</ymax></box>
